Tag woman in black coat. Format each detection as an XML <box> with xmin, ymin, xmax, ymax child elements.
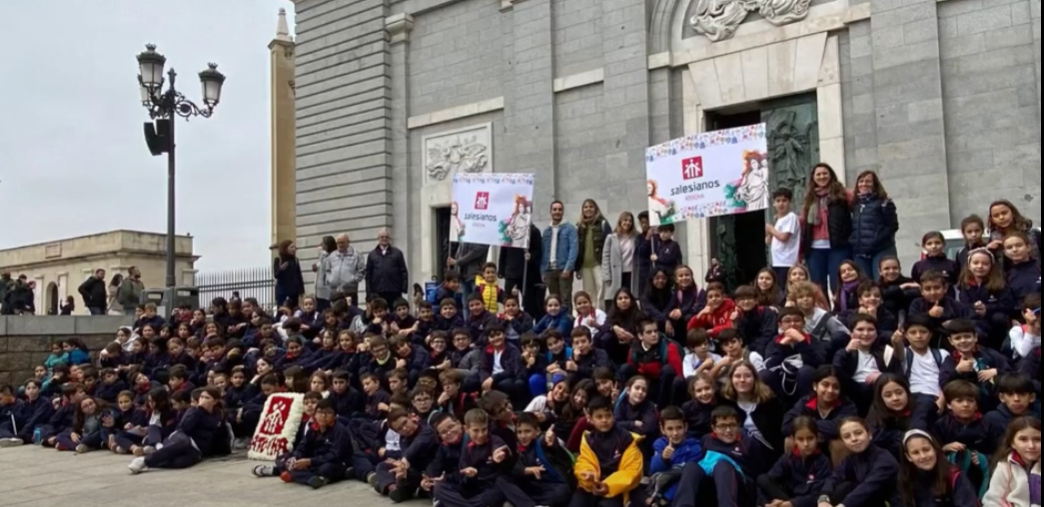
<box><xmin>273</xmin><ymin>240</ymin><xmax>305</xmax><ymax>310</ymax></box>
<box><xmin>849</xmin><ymin>171</ymin><xmax>899</xmax><ymax>280</ymax></box>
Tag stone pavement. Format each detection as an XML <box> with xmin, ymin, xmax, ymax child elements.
<box><xmin>0</xmin><ymin>446</ymin><xmax>429</xmax><ymax>507</ymax></box>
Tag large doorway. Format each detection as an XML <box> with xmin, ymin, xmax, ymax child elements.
<box><xmin>434</xmin><ymin>206</ymin><xmax>452</xmax><ymax>282</ymax></box>
<box><xmin>706</xmin><ymin>94</ymin><xmax>819</xmax><ymax>290</ymax></box>
<box><xmin>46</xmin><ymin>282</ymin><xmax>59</xmax><ymax>315</ymax></box>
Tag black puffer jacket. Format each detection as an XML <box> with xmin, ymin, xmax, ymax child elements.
<box><xmin>802</xmin><ymin>197</ymin><xmax>853</xmax><ymax>251</ymax></box>
<box><xmin>849</xmin><ymin>194</ymin><xmax>898</xmax><ymax>256</ymax></box>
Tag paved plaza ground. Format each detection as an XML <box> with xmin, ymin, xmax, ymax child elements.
<box><xmin>0</xmin><ymin>445</ymin><xmax>428</xmax><ymax>506</ymax></box>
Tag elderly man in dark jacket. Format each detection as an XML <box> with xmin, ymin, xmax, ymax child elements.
<box><xmin>365</xmin><ymin>229</ymin><xmax>409</xmax><ymax>305</ymax></box>
<box><xmin>78</xmin><ymin>269</ymin><xmax>108</xmax><ymax>315</ymax></box>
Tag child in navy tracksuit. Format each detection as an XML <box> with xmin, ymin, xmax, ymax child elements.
<box><xmin>984</xmin><ymin>373</ymin><xmax>1039</xmax><ymax>445</ymax></box>
<box><xmin>832</xmin><ymin>315</ymin><xmax>901</xmax><ymax>412</ymax></box>
<box><xmin>908</xmin><ymin>271</ymin><xmax>975</xmax><ymax>347</ymax></box>
<box><xmin>495</xmin><ymin>413</ymin><xmax>574</xmax><ymax>507</ymax></box>
<box><xmin>614</xmin><ymin>376</ymin><xmax>659</xmax><ymax>460</ymax></box>
<box><xmin>129</xmin><ymin>387</ymin><xmax>228</xmax><ymax>473</ymax></box>
<box><xmin>10</xmin><ymin>380</ymin><xmax>53</xmax><ymax>445</ymax></box>
<box><xmin>422</xmin><ymin>413</ymin><xmax>465</xmax><ymax>494</ymax></box>
<box><xmin>912</xmin><ymin>232</ymin><xmax>960</xmax><ymax>289</ymax></box>
<box><xmin>674</xmin><ymin>406</ymin><xmax>757</xmax><ymax>507</ymax></box>
<box><xmin>782</xmin><ymin>365</ymin><xmax>858</xmax><ymax>463</ymax></box>
<box><xmin>94</xmin><ymin>368</ymin><xmax>127</xmax><ymax>404</ymax></box>
<box><xmin>479</xmin><ymin>325</ymin><xmax>527</xmax><ymax>404</ymax></box>
<box><xmin>0</xmin><ymin>385</ymin><xmax>23</xmax><ymax>446</ymax></box>
<box><xmin>1002</xmin><ymin>232</ymin><xmax>1040</xmax><ymax>304</ymax></box>
<box><xmin>818</xmin><ymin>417</ymin><xmax>899</xmax><ymax>507</ymax></box>
<box><xmin>939</xmin><ymin>319</ymin><xmax>1011</xmax><ymax>409</ymax></box>
<box><xmin>42</xmin><ymin>383</ymin><xmax>85</xmax><ymax>446</ymax></box>
<box><xmin>764</xmin><ymin>307</ymin><xmax>826</xmax><ymax>402</ymax></box>
<box><xmin>432</xmin><ymin>409</ymin><xmax>511</xmax><ymax>507</ymax></box>
<box><xmin>681</xmin><ymin>375</ymin><xmax>721</xmax><ymax>439</ymax></box>
<box><xmin>757</xmin><ymin>416</ymin><xmax>831</xmax><ymax>507</ymax></box>
<box><xmin>932</xmin><ymin>380</ymin><xmax>993</xmax><ymax>494</ymax></box>
<box><xmin>252</xmin><ymin>399</ymin><xmax>349</xmax><ymax>489</ymax></box>
<box><xmin>956</xmin><ymin>248</ymin><xmax>1017</xmax><ymax>348</ymax></box>
<box><xmin>373</xmin><ymin>408</ymin><xmax>440</xmax><ymax>502</ymax></box>
<box><xmin>733</xmin><ymin>285</ymin><xmax>780</xmax><ymax>355</ymax></box>
<box><xmin>646</xmin><ymin>407</ymin><xmax>702</xmax><ymax>506</ymax></box>
<box><xmin>896</xmin><ymin>430</ymin><xmax>979</xmax><ymax>507</ymax></box>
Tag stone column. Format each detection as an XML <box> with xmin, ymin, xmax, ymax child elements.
<box><xmin>270</xmin><ymin>8</ymin><xmax>296</xmax><ymax>247</ymax></box>
<box><xmin>387</xmin><ymin>13</ymin><xmax>413</xmax><ymax>263</ymax></box>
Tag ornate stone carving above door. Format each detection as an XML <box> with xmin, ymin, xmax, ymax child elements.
<box><xmin>689</xmin><ymin>0</ymin><xmax>812</xmax><ymax>42</ymax></box>
<box><xmin>422</xmin><ymin>123</ymin><xmax>492</xmax><ymax>183</ymax></box>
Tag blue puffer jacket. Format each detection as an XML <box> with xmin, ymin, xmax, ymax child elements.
<box><xmin>849</xmin><ymin>194</ymin><xmax>898</xmax><ymax>256</ymax></box>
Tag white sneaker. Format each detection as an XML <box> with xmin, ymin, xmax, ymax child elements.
<box><xmin>128</xmin><ymin>457</ymin><xmax>149</xmax><ymax>475</ymax></box>
<box><xmin>142</xmin><ymin>445</ymin><xmax>156</xmax><ymax>455</ymax></box>
<box><xmin>0</xmin><ymin>438</ymin><xmax>23</xmax><ymax>448</ymax></box>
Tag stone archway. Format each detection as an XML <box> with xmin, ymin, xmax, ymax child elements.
<box><xmin>45</xmin><ymin>282</ymin><xmax>59</xmax><ymax>315</ymax></box>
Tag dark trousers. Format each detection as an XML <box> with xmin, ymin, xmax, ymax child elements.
<box><xmin>144</xmin><ymin>438</ymin><xmax>201</xmax><ymax>469</ymax></box>
<box><xmin>113</xmin><ymin>428</ymin><xmax>147</xmax><ymax>451</ymax></box>
<box><xmin>756</xmin><ymin>474</ymin><xmax>792</xmax><ymax>506</ymax></box>
<box><xmin>375</xmin><ymin>462</ymin><xmax>422</xmax><ymax>497</ymax></box>
<box><xmin>274</xmin><ymin>454</ymin><xmax>345</xmax><ymax>485</ymax></box>
<box><xmin>497</xmin><ymin>476</ymin><xmax>572</xmax><ymax>507</ymax></box>
<box><xmin>88</xmin><ymin>306</ymin><xmax>105</xmax><ymax>316</ymax></box>
<box><xmin>55</xmin><ymin>430</ymin><xmax>103</xmax><ymax>451</ymax></box>
<box><xmin>349</xmin><ymin>451</ymin><xmax>380</xmax><ymax>481</ymax></box>
<box><xmin>433</xmin><ymin>480</ymin><xmax>505</xmax><ymax>507</ymax></box>
<box><xmin>568</xmin><ymin>490</ymin><xmax>625</xmax><ymax>507</ymax></box>
<box><xmin>492</xmin><ymin>374</ymin><xmax>528</xmax><ymax>406</ymax></box>
<box><xmin>376</xmin><ymin>292</ymin><xmax>402</xmax><ymax>306</ymax></box>
<box><xmin>674</xmin><ymin>461</ymin><xmax>750</xmax><ymax>507</ymax></box>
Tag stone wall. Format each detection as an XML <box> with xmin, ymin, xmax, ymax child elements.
<box><xmin>0</xmin><ymin>316</ymin><xmax>132</xmax><ymax>386</ymax></box>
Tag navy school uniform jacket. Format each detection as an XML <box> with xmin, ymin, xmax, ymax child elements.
<box><xmin>900</xmin><ymin>467</ymin><xmax>978</xmax><ymax>507</ymax></box>
<box><xmin>575</xmin><ymin>348</ymin><xmax>613</xmax><ymax>379</ymax></box>
<box><xmin>461</xmin><ymin>433</ymin><xmax>513</xmax><ymax>486</ymax></box>
<box><xmin>410</xmin><ymin>318</ymin><xmax>435</xmax><ymax>346</ymax></box>
<box><xmin>301</xmin><ymin>348</ymin><xmax>339</xmax><ymax>372</ymax></box>
<box><xmin>47</xmin><ymin>403</ymin><xmax>75</xmax><ymax>435</ymax></box>
<box><xmin>545</xmin><ymin>346</ymin><xmax>572</xmax><ymax>373</ymax></box>
<box><xmin>479</xmin><ymin>343</ymin><xmax>526</xmax><ymax>383</ymax></box>
<box><xmin>1006</xmin><ymin>259</ymin><xmax>1040</xmax><ymax>303</ymax></box>
<box><xmin>782</xmin><ymin>395</ymin><xmax>858</xmax><ymax>442</ymax></box>
<box><xmin>762</xmin><ymin>449</ymin><xmax>833</xmax><ymax>507</ymax></box>
<box><xmin>1022</xmin><ymin>347</ymin><xmax>1040</xmax><ymax>394</ymax></box>
<box><xmin>355</xmin><ymin>354</ymin><xmax>397</xmax><ymax>382</ymax></box>
<box><xmin>0</xmin><ymin>400</ymin><xmax>23</xmax><ymax>436</ymax></box>
<box><xmin>223</xmin><ymin>384</ymin><xmax>258</xmax><ymax>411</ymax></box>
<box><xmin>532</xmin><ymin>312</ymin><xmax>572</xmax><ymax>338</ymax></box>
<box><xmin>956</xmin><ymin>283</ymin><xmax>1017</xmax><ymax>321</ymax></box>
<box><xmin>502</xmin><ymin>312</ymin><xmax>535</xmax><ymax>341</ymax></box>
<box><xmin>400</xmin><ymin>423</ymin><xmax>440</xmax><ymax>472</ymax></box>
<box><xmin>425</xmin><ymin>435</ymin><xmax>465</xmax><ymax>484</ymax></box>
<box><xmin>668</xmin><ymin>285</ymin><xmax>704</xmax><ymax>329</ymax></box>
<box><xmin>364</xmin><ymin>390</ymin><xmax>391</xmax><ymax>420</ymax></box>
<box><xmin>438</xmin><ymin>392</ymin><xmax>478</xmax><ymax>420</ymax></box>
<box><xmin>908</xmin><ymin>297</ymin><xmax>974</xmax><ymax>327</ymax></box>
<box><xmin>870</xmin><ymin>410</ymin><xmax>932</xmax><ymax>461</ymax></box>
<box><xmin>175</xmin><ymin>406</ymin><xmax>225</xmax><ymax>457</ymax></box>
<box><xmin>700</xmin><ymin>432</ymin><xmax>758</xmax><ymax>479</ymax></box>
<box><xmin>398</xmin><ymin>345</ymin><xmax>432</xmax><ymax>374</ymax></box>
<box><xmin>881</xmin><ymin>277</ymin><xmax>921</xmax><ymax>320</ymax></box>
<box><xmin>524</xmin><ymin>351</ymin><xmax>549</xmax><ymax>379</ymax></box>
<box><xmin>736</xmin><ymin>306</ymin><xmax>779</xmax><ymax>355</ymax></box>
<box><xmin>939</xmin><ymin>348</ymin><xmax>1010</xmax><ymax>393</ymax></box>
<box><xmin>16</xmin><ymin>396</ymin><xmax>54</xmax><ymax>441</ymax></box>
<box><xmin>765</xmin><ymin>333</ymin><xmax>826</xmax><ymax>372</ymax></box>
<box><xmin>682</xmin><ymin>399</ymin><xmax>718</xmax><ymax>439</ymax></box>
<box><xmin>275</xmin><ymin>349</ymin><xmax>309</xmax><ymax>372</ymax></box>
<box><xmin>298</xmin><ymin>310</ymin><xmax>321</xmax><ymax>339</ymax></box>
<box><xmin>467</xmin><ymin>310</ymin><xmax>500</xmax><ymax>346</ymax></box>
<box><xmin>822</xmin><ymin>444</ymin><xmax>899</xmax><ymax>507</ymax></box>
<box><xmin>614</xmin><ymin>399</ymin><xmax>658</xmax><ymax>440</ymax></box>
<box><xmin>432</xmin><ymin>313</ymin><xmax>464</xmax><ymax>333</ymax></box>
<box><xmin>642</xmin><ymin>289</ymin><xmax>673</xmax><ymax>328</ymax></box>
<box><xmin>328</xmin><ymin>387</ymin><xmax>366</xmax><ymax>418</ymax></box>
<box><xmin>652</xmin><ymin>239</ymin><xmax>682</xmax><ymax>276</ymax></box>
<box><xmin>911</xmin><ymin>256</ymin><xmax>960</xmax><ymax>289</ymax></box>
<box><xmin>984</xmin><ymin>404</ymin><xmax>1034</xmax><ymax>446</ymax></box>
<box><xmin>932</xmin><ymin>412</ymin><xmax>994</xmax><ymax>456</ymax></box>
<box><xmin>117</xmin><ymin>407</ymin><xmax>148</xmax><ymax>429</ymax></box>
<box><xmin>293</xmin><ymin>420</ymin><xmax>350</xmax><ymax>467</ymax></box>
<box><xmin>94</xmin><ymin>380</ymin><xmax>127</xmax><ymax>404</ymax></box>
<box><xmin>512</xmin><ymin>438</ymin><xmax>576</xmax><ymax>488</ymax></box>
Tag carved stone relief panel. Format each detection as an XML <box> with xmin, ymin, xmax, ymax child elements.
<box><xmin>688</xmin><ymin>0</ymin><xmax>813</xmax><ymax>42</ymax></box>
<box><xmin>422</xmin><ymin>123</ymin><xmax>492</xmax><ymax>184</ymax></box>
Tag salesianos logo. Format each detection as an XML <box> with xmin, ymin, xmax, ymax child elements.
<box><xmin>474</xmin><ymin>191</ymin><xmax>489</xmax><ymax>210</ymax></box>
<box><xmin>681</xmin><ymin>156</ymin><xmax>703</xmax><ymax>180</ymax></box>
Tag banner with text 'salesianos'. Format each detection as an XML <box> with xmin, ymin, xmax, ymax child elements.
<box><xmin>644</xmin><ymin>124</ymin><xmax>769</xmax><ymax>226</ymax></box>
<box><xmin>451</xmin><ymin>173</ymin><xmax>535</xmax><ymax>249</ymax></box>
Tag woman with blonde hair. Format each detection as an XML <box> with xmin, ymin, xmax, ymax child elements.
<box><xmin>601</xmin><ymin>211</ymin><xmax>641</xmax><ymax>308</ymax></box>
<box><xmin>576</xmin><ymin>199</ymin><xmax>613</xmax><ymax>303</ymax></box>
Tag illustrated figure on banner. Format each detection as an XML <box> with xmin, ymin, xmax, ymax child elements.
<box><xmin>450</xmin><ymin>201</ymin><xmax>465</xmax><ymax>243</ymax></box>
<box><xmin>733</xmin><ymin>150</ymin><xmax>770</xmax><ymax>211</ymax></box>
<box><xmin>502</xmin><ymin>195</ymin><xmax>533</xmax><ymax>248</ymax></box>
<box><xmin>647</xmin><ymin>179</ymin><xmax>676</xmax><ymax>224</ymax></box>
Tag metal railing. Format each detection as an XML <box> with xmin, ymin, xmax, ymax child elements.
<box><xmin>196</xmin><ymin>267</ymin><xmax>274</xmax><ymax>310</ymax></box>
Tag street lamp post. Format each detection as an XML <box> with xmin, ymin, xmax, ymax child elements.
<box><xmin>136</xmin><ymin>44</ymin><xmax>225</xmax><ymax>317</ymax></box>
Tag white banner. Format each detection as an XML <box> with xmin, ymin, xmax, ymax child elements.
<box><xmin>644</xmin><ymin>124</ymin><xmax>770</xmax><ymax>226</ymax></box>
<box><xmin>451</xmin><ymin>173</ymin><xmax>535</xmax><ymax>248</ymax></box>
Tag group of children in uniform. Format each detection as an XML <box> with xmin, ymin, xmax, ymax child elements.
<box><xmin>0</xmin><ymin>203</ymin><xmax>1040</xmax><ymax>507</ymax></box>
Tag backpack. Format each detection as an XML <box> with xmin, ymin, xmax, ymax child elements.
<box><xmin>901</xmin><ymin>347</ymin><xmax>944</xmax><ymax>379</ymax></box>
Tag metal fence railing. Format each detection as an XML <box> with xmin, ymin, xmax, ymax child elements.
<box><xmin>196</xmin><ymin>267</ymin><xmax>275</xmax><ymax>311</ymax></box>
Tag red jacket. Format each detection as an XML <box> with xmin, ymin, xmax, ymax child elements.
<box><xmin>627</xmin><ymin>338</ymin><xmax>684</xmax><ymax>379</ymax></box>
<box><xmin>686</xmin><ymin>299</ymin><xmax>736</xmax><ymax>338</ymax></box>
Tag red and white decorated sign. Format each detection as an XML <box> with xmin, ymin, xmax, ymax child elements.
<box><xmin>248</xmin><ymin>393</ymin><xmax>305</xmax><ymax>461</ymax></box>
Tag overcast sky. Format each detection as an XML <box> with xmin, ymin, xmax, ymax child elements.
<box><xmin>0</xmin><ymin>0</ymin><xmax>295</xmax><ymax>271</ymax></box>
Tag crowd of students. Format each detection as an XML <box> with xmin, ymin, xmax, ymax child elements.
<box><xmin>0</xmin><ymin>168</ymin><xmax>1041</xmax><ymax>507</ymax></box>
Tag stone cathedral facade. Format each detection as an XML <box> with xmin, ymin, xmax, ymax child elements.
<box><xmin>281</xmin><ymin>0</ymin><xmax>1040</xmax><ymax>287</ymax></box>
